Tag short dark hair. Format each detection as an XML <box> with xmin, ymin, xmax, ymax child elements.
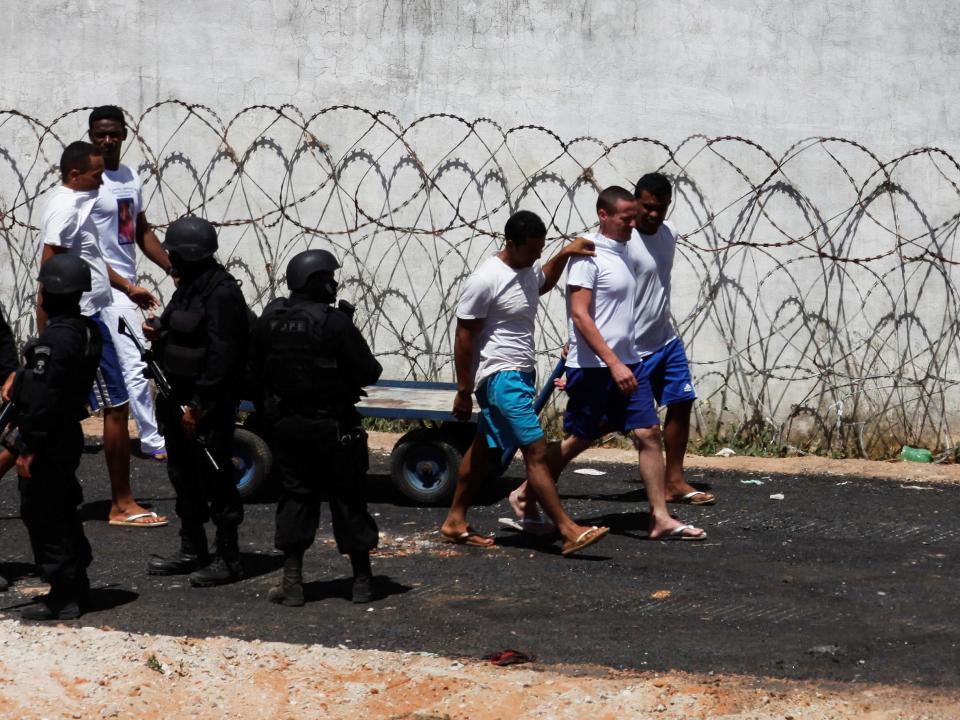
<box><xmin>60</xmin><ymin>141</ymin><xmax>101</xmax><ymax>179</ymax></box>
<box><xmin>504</xmin><ymin>210</ymin><xmax>547</xmax><ymax>247</ymax></box>
<box><xmin>88</xmin><ymin>105</ymin><xmax>126</xmax><ymax>128</ymax></box>
<box><xmin>596</xmin><ymin>185</ymin><xmax>635</xmax><ymax>214</ymax></box>
<box><xmin>634</xmin><ymin>172</ymin><xmax>672</xmax><ymax>200</ymax></box>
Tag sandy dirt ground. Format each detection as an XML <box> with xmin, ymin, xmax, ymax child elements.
<box><xmin>0</xmin><ymin>619</ymin><xmax>956</xmax><ymax>720</ymax></box>
<box><xmin>12</xmin><ymin>425</ymin><xmax>950</xmax><ymax>718</ymax></box>
<box><xmin>366</xmin><ymin>431</ymin><xmax>960</xmax><ymax>486</ymax></box>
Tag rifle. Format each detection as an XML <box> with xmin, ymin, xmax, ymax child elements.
<box><xmin>0</xmin><ymin>372</ymin><xmax>22</xmax><ymax>452</ymax></box>
<box><xmin>117</xmin><ymin>316</ymin><xmax>221</xmax><ymax>472</ymax></box>
<box><xmin>0</xmin><ymin>399</ymin><xmax>14</xmax><ymax>430</ymax></box>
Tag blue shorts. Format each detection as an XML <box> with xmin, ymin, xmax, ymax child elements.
<box><xmin>562</xmin><ymin>363</ymin><xmax>659</xmax><ymax>439</ymax></box>
<box><xmin>87</xmin><ymin>313</ymin><xmax>130</xmax><ymax>412</ymax></box>
<box><xmin>639</xmin><ymin>337</ymin><xmax>697</xmax><ymax>407</ymax></box>
<box><xmin>476</xmin><ymin>370</ymin><xmax>545</xmax><ymax>450</ymax></box>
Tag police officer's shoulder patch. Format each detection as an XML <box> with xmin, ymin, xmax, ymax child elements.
<box><xmin>31</xmin><ymin>345</ymin><xmax>53</xmax><ymax>376</ymax></box>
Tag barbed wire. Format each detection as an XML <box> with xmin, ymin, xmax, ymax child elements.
<box><xmin>2</xmin><ymin>102</ymin><xmax>959</xmax><ymax>457</ymax></box>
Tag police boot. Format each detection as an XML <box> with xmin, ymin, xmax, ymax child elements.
<box><xmin>0</xmin><ymin>575</ymin><xmax>8</xmax><ymax>592</ymax></box>
<box><xmin>75</xmin><ymin>572</ymin><xmax>91</xmax><ymax>609</ymax></box>
<box><xmin>267</xmin><ymin>551</ymin><xmax>305</xmax><ymax>607</ymax></box>
<box><xmin>147</xmin><ymin>525</ymin><xmax>210</xmax><ymax>575</ymax></box>
<box><xmin>350</xmin><ymin>551</ymin><xmax>375</xmax><ymax>604</ymax></box>
<box><xmin>189</xmin><ymin>527</ymin><xmax>243</xmax><ymax>587</ymax></box>
<box><xmin>20</xmin><ymin>584</ymin><xmax>81</xmax><ymax>622</ymax></box>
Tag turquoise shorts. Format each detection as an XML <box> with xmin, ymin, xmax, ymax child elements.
<box><xmin>475</xmin><ymin>370</ymin><xmax>545</xmax><ymax>450</ymax></box>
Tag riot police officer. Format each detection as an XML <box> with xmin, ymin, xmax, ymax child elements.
<box><xmin>248</xmin><ymin>249</ymin><xmax>382</xmax><ymax>605</ymax></box>
<box><xmin>5</xmin><ymin>254</ymin><xmax>102</xmax><ymax>620</ymax></box>
<box><xmin>145</xmin><ymin>216</ymin><xmax>249</xmax><ymax>587</ymax></box>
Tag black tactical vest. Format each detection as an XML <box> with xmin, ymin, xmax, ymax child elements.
<box><xmin>159</xmin><ymin>274</ymin><xmax>232</xmax><ymax>381</ymax></box>
<box><xmin>162</xmin><ymin>308</ymin><xmax>207</xmax><ymax>380</ymax></box>
<box><xmin>261</xmin><ymin>299</ymin><xmax>344</xmax><ymax>417</ymax></box>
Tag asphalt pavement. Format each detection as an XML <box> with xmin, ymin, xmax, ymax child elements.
<box><xmin>1</xmin><ymin>448</ymin><xmax>958</xmax><ymax>687</ymax></box>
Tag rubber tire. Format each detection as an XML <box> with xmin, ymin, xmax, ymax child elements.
<box><xmin>232</xmin><ymin>428</ymin><xmax>273</xmax><ymax>501</ymax></box>
<box><xmin>390</xmin><ymin>433</ymin><xmax>462</xmax><ymax>506</ymax></box>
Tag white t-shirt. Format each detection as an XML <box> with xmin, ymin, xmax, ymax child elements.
<box><xmin>40</xmin><ymin>185</ymin><xmax>113</xmax><ymax>317</ymax></box>
<box><xmin>91</xmin><ymin>164</ymin><xmax>142</xmax><ymax>307</ymax></box>
<box><xmin>456</xmin><ymin>255</ymin><xmax>545</xmax><ymax>387</ymax></box>
<box><xmin>627</xmin><ymin>222</ymin><xmax>679</xmax><ymax>356</ymax></box>
<box><xmin>565</xmin><ymin>232</ymin><xmax>641</xmax><ymax>368</ymax></box>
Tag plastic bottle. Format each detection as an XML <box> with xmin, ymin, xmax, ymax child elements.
<box><xmin>901</xmin><ymin>446</ymin><xmax>933</xmax><ymax>463</ymax></box>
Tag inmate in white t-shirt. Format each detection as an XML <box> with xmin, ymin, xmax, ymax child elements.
<box><xmin>565</xmin><ymin>232</ymin><xmax>641</xmax><ymax>368</ymax></box>
<box><xmin>40</xmin><ymin>185</ymin><xmax>113</xmax><ymax>317</ymax></box>
<box><xmin>456</xmin><ymin>255</ymin><xmax>545</xmax><ymax>387</ymax></box>
<box><xmin>627</xmin><ymin>222</ymin><xmax>679</xmax><ymax>356</ymax></box>
<box><xmin>90</xmin><ymin>164</ymin><xmax>142</xmax><ymax>308</ymax></box>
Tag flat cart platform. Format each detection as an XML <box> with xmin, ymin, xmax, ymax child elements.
<box><xmin>233</xmin><ymin>361</ymin><xmax>564</xmax><ymax>505</ymax></box>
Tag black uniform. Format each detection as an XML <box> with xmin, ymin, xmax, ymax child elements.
<box><xmin>0</xmin><ymin>308</ymin><xmax>17</xmax><ymax>379</ymax></box>
<box><xmin>0</xmin><ymin>309</ymin><xmax>17</xmax><ymax>593</ymax></box>
<box><xmin>9</xmin><ymin>312</ymin><xmax>101</xmax><ymax>606</ymax></box>
<box><xmin>249</xmin><ymin>295</ymin><xmax>382</xmax><ymax>557</ymax></box>
<box><xmin>155</xmin><ymin>263</ymin><xmax>248</xmax><ymax>560</ymax></box>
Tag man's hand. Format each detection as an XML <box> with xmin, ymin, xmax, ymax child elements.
<box><xmin>1</xmin><ymin>372</ymin><xmax>14</xmax><ymax>402</ymax></box>
<box><xmin>566</xmin><ymin>236</ymin><xmax>596</xmax><ymax>257</ymax></box>
<box><xmin>610</xmin><ymin>361</ymin><xmax>638</xmax><ymax>396</ymax></box>
<box><xmin>16</xmin><ymin>453</ymin><xmax>34</xmax><ymax>478</ymax></box>
<box><xmin>181</xmin><ymin>406</ymin><xmax>199</xmax><ymax>438</ymax></box>
<box><xmin>128</xmin><ymin>285</ymin><xmax>159</xmax><ymax>310</ymax></box>
<box><xmin>142</xmin><ymin>316</ymin><xmax>160</xmax><ymax>342</ymax></box>
<box><xmin>452</xmin><ymin>389</ymin><xmax>473</xmax><ymax>421</ymax></box>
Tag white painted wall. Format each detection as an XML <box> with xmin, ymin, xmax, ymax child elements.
<box><xmin>1</xmin><ymin>0</ymin><xmax>958</xmax><ymax>454</ymax></box>
<box><xmin>5</xmin><ymin>1</ymin><xmax>957</xmax><ymax>151</ymax></box>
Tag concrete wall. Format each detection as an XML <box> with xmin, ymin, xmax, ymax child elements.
<box><xmin>5</xmin><ymin>0</ymin><xmax>958</xmax><ymax>151</ymax></box>
<box><xmin>2</xmin><ymin>1</ymin><xmax>959</xmax><ymax>455</ymax></box>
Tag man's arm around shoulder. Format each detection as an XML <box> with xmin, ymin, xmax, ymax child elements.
<box><xmin>539</xmin><ymin>236</ymin><xmax>595</xmax><ymax>295</ymax></box>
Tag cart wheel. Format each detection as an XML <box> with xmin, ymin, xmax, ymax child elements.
<box><xmin>390</xmin><ymin>434</ymin><xmax>462</xmax><ymax>505</ymax></box>
<box><xmin>232</xmin><ymin>428</ymin><xmax>273</xmax><ymax>501</ymax></box>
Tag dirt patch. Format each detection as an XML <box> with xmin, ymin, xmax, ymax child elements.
<box><xmin>0</xmin><ymin>619</ymin><xmax>954</xmax><ymax>719</ymax></box>
<box><xmin>366</xmin><ymin>431</ymin><xmax>960</xmax><ymax>485</ymax></box>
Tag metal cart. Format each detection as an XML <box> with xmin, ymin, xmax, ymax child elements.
<box><xmin>232</xmin><ymin>360</ymin><xmax>564</xmax><ymax>505</ymax></box>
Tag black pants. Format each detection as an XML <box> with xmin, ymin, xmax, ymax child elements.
<box><xmin>271</xmin><ymin>417</ymin><xmax>378</xmax><ymax>555</ymax></box>
<box><xmin>18</xmin><ymin>424</ymin><xmax>91</xmax><ymax>597</ymax></box>
<box><xmin>159</xmin><ymin>401</ymin><xmax>243</xmax><ymax>535</ymax></box>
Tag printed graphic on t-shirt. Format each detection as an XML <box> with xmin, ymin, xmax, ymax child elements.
<box><xmin>117</xmin><ymin>198</ymin><xmax>135</xmax><ymax>245</ymax></box>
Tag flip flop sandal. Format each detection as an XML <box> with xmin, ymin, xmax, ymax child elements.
<box><xmin>674</xmin><ymin>490</ymin><xmax>715</xmax><ymax>505</ymax></box>
<box><xmin>561</xmin><ymin>525</ymin><xmax>609</xmax><ymax>556</ymax></box>
<box><xmin>442</xmin><ymin>527</ymin><xmax>495</xmax><ymax>547</ymax></box>
<box><xmin>108</xmin><ymin>511</ymin><xmax>169</xmax><ymax>528</ymax></box>
<box><xmin>654</xmin><ymin>524</ymin><xmax>707</xmax><ymax>541</ymax></box>
<box><xmin>498</xmin><ymin>517</ymin><xmax>558</xmax><ymax>536</ymax></box>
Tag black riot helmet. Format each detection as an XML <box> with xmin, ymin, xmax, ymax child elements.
<box><xmin>38</xmin><ymin>254</ymin><xmax>92</xmax><ymax>294</ymax></box>
<box><xmin>163</xmin><ymin>216</ymin><xmax>219</xmax><ymax>262</ymax></box>
<box><xmin>286</xmin><ymin>249</ymin><xmax>340</xmax><ymax>293</ymax></box>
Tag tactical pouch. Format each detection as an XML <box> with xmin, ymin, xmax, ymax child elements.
<box><xmin>341</xmin><ymin>426</ymin><xmax>370</xmax><ymax>475</ymax></box>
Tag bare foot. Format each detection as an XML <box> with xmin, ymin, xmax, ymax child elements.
<box><xmin>508</xmin><ymin>486</ymin><xmax>542</xmax><ymax>522</ymax></box>
<box><xmin>109</xmin><ymin>503</ymin><xmax>168</xmax><ymax>526</ymax></box>
<box><xmin>648</xmin><ymin>517</ymin><xmax>706</xmax><ymax>541</ymax></box>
